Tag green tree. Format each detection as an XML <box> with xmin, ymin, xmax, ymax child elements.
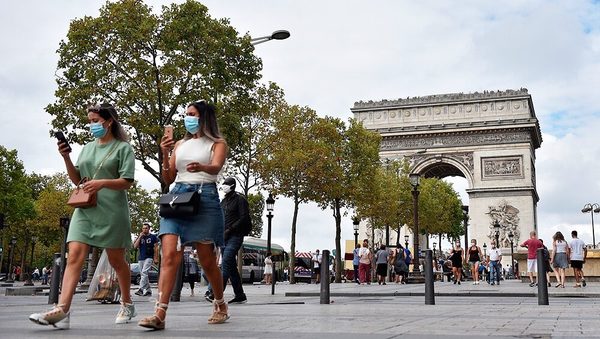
<box><xmin>419</xmin><ymin>178</ymin><xmax>464</xmax><ymax>242</ymax></box>
<box><xmin>309</xmin><ymin>117</ymin><xmax>381</xmax><ymax>282</ymax></box>
<box><xmin>46</xmin><ymin>0</ymin><xmax>262</xmax><ymax>192</ymax></box>
<box><xmin>127</xmin><ymin>183</ymin><xmax>160</xmax><ymax>234</ymax></box>
<box><xmin>226</xmin><ymin>82</ymin><xmax>286</xmax><ymax>196</ymax></box>
<box><xmin>247</xmin><ymin>193</ymin><xmax>264</xmax><ymax>238</ymax></box>
<box><xmin>256</xmin><ymin>104</ymin><xmax>321</xmax><ymax>284</ymax></box>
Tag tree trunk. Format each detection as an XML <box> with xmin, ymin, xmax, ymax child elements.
<box><xmin>288</xmin><ymin>195</ymin><xmax>300</xmax><ymax>284</ymax></box>
<box><xmin>334</xmin><ymin>198</ymin><xmax>342</xmax><ymax>283</ymax></box>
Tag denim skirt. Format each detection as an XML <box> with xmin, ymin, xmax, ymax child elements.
<box><xmin>552</xmin><ymin>252</ymin><xmax>569</xmax><ymax>269</ymax></box>
<box><xmin>159</xmin><ymin>182</ymin><xmax>224</xmax><ymax>248</ymax></box>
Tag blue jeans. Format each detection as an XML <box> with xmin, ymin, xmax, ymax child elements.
<box><xmin>221</xmin><ymin>234</ymin><xmax>245</xmax><ymax>298</ymax></box>
<box><xmin>489</xmin><ymin>261</ymin><xmax>500</xmax><ymax>283</ymax></box>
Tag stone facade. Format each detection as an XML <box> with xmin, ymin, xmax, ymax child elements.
<box><xmin>351</xmin><ymin>89</ymin><xmax>542</xmax><ymax>253</ymax></box>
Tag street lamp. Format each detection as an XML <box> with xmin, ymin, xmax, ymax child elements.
<box><xmin>493</xmin><ymin>221</ymin><xmax>501</xmax><ymax>247</ymax></box>
<box><xmin>462</xmin><ymin>205</ymin><xmax>469</xmax><ymax>255</ymax></box>
<box><xmin>24</xmin><ymin>236</ymin><xmax>38</xmax><ymax>286</ymax></box>
<box><xmin>404</xmin><ymin>235</ymin><xmax>409</xmax><ymax>250</ymax></box>
<box><xmin>409</xmin><ymin>173</ymin><xmax>421</xmax><ymax>273</ymax></box>
<box><xmin>265</xmin><ymin>193</ymin><xmax>275</xmax><ymax>295</ymax></box>
<box><xmin>6</xmin><ymin>236</ymin><xmax>17</xmax><ymax>283</ymax></box>
<box><xmin>581</xmin><ymin>203</ymin><xmax>600</xmax><ymax>248</ymax></box>
<box><xmin>508</xmin><ymin>231</ymin><xmax>515</xmax><ymax>279</ymax></box>
<box><xmin>432</xmin><ymin>242</ymin><xmax>437</xmax><ymax>259</ymax></box>
<box><xmin>352</xmin><ymin>217</ymin><xmax>360</xmax><ymax>247</ymax></box>
<box><xmin>482</xmin><ymin>243</ymin><xmax>487</xmax><ymax>257</ymax></box>
<box><xmin>251</xmin><ymin>30</ymin><xmax>290</xmax><ymax>45</ymax></box>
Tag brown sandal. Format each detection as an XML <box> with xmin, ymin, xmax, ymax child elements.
<box><xmin>138</xmin><ymin>302</ymin><xmax>168</xmax><ymax>330</ymax></box>
<box><xmin>208</xmin><ymin>299</ymin><xmax>229</xmax><ymax>324</ymax></box>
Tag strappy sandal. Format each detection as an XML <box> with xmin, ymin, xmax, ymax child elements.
<box><xmin>138</xmin><ymin>302</ymin><xmax>168</xmax><ymax>330</ymax></box>
<box><xmin>29</xmin><ymin>304</ymin><xmax>70</xmax><ymax>329</ymax></box>
<box><xmin>208</xmin><ymin>298</ymin><xmax>229</xmax><ymax>324</ymax></box>
<box><xmin>555</xmin><ymin>283</ymin><xmax>562</xmax><ymax>288</ymax></box>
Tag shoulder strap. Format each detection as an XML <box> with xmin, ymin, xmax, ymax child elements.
<box><xmin>91</xmin><ymin>141</ymin><xmax>120</xmax><ymax>179</ymax></box>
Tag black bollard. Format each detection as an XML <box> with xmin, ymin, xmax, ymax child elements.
<box><xmin>48</xmin><ymin>253</ymin><xmax>61</xmax><ymax>304</ymax></box>
<box><xmin>424</xmin><ymin>249</ymin><xmax>435</xmax><ymax>305</ymax></box>
<box><xmin>170</xmin><ymin>255</ymin><xmax>184</xmax><ymax>302</ymax></box>
<box><xmin>320</xmin><ymin>250</ymin><xmax>330</xmax><ymax>304</ymax></box>
<box><xmin>537</xmin><ymin>248</ymin><xmax>549</xmax><ymax>305</ymax></box>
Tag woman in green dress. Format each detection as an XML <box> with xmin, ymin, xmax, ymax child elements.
<box><xmin>30</xmin><ymin>103</ymin><xmax>136</xmax><ymax>329</ymax></box>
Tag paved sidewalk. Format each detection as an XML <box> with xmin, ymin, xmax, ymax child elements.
<box><xmin>1</xmin><ymin>279</ymin><xmax>600</xmax><ymax>338</ymax></box>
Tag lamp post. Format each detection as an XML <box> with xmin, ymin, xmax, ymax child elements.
<box><xmin>24</xmin><ymin>236</ymin><xmax>38</xmax><ymax>286</ymax></box>
<box><xmin>265</xmin><ymin>193</ymin><xmax>275</xmax><ymax>295</ymax></box>
<box><xmin>409</xmin><ymin>173</ymin><xmax>421</xmax><ymax>273</ymax></box>
<box><xmin>462</xmin><ymin>205</ymin><xmax>469</xmax><ymax>255</ymax></box>
<box><xmin>251</xmin><ymin>30</ymin><xmax>290</xmax><ymax>45</ymax></box>
<box><xmin>581</xmin><ymin>203</ymin><xmax>600</xmax><ymax>248</ymax></box>
<box><xmin>482</xmin><ymin>243</ymin><xmax>487</xmax><ymax>258</ymax></box>
<box><xmin>404</xmin><ymin>235</ymin><xmax>409</xmax><ymax>251</ymax></box>
<box><xmin>352</xmin><ymin>217</ymin><xmax>360</xmax><ymax>247</ymax></box>
<box><xmin>6</xmin><ymin>236</ymin><xmax>17</xmax><ymax>283</ymax></box>
<box><xmin>432</xmin><ymin>242</ymin><xmax>437</xmax><ymax>259</ymax></box>
<box><xmin>493</xmin><ymin>221</ymin><xmax>501</xmax><ymax>247</ymax></box>
<box><xmin>508</xmin><ymin>231</ymin><xmax>515</xmax><ymax>279</ymax></box>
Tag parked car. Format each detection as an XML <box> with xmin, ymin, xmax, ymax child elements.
<box><xmin>129</xmin><ymin>262</ymin><xmax>159</xmax><ymax>285</ymax></box>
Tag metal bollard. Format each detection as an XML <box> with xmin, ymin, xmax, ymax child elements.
<box><xmin>424</xmin><ymin>249</ymin><xmax>435</xmax><ymax>305</ymax></box>
<box><xmin>48</xmin><ymin>253</ymin><xmax>61</xmax><ymax>304</ymax></box>
<box><xmin>320</xmin><ymin>250</ymin><xmax>330</xmax><ymax>304</ymax></box>
<box><xmin>537</xmin><ymin>248</ymin><xmax>549</xmax><ymax>305</ymax></box>
<box><xmin>170</xmin><ymin>256</ymin><xmax>183</xmax><ymax>302</ymax></box>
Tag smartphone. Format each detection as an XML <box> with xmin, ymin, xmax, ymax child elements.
<box><xmin>54</xmin><ymin>131</ymin><xmax>72</xmax><ymax>152</ymax></box>
<box><xmin>164</xmin><ymin>125</ymin><xmax>174</xmax><ymax>140</ymax></box>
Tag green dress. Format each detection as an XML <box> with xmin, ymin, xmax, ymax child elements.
<box><xmin>68</xmin><ymin>139</ymin><xmax>135</xmax><ymax>249</ymax></box>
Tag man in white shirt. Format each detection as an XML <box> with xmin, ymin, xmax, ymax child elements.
<box><xmin>488</xmin><ymin>241</ymin><xmax>502</xmax><ymax>285</ymax></box>
<box><xmin>312</xmin><ymin>249</ymin><xmax>322</xmax><ymax>284</ymax></box>
<box><xmin>569</xmin><ymin>230</ymin><xmax>588</xmax><ymax>287</ymax></box>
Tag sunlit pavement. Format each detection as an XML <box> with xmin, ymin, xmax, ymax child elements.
<box><xmin>2</xmin><ymin>279</ymin><xmax>600</xmax><ymax>338</ymax></box>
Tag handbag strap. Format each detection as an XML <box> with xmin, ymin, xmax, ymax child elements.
<box><xmin>77</xmin><ymin>141</ymin><xmax>120</xmax><ymax>187</ymax></box>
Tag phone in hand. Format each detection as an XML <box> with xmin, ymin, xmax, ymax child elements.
<box><xmin>164</xmin><ymin>125</ymin><xmax>174</xmax><ymax>140</ymax></box>
<box><xmin>54</xmin><ymin>131</ymin><xmax>72</xmax><ymax>152</ymax></box>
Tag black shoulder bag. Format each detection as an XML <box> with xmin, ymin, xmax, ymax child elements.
<box><xmin>158</xmin><ymin>191</ymin><xmax>200</xmax><ymax>218</ymax></box>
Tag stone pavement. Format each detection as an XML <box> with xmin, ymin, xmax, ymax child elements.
<box><xmin>1</xmin><ymin>279</ymin><xmax>600</xmax><ymax>338</ymax></box>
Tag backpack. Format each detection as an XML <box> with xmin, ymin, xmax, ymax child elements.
<box><xmin>404</xmin><ymin>248</ymin><xmax>412</xmax><ymax>265</ymax></box>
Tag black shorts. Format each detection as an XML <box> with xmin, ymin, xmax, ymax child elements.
<box><xmin>376</xmin><ymin>263</ymin><xmax>388</xmax><ymax>276</ymax></box>
<box><xmin>571</xmin><ymin>260</ymin><xmax>584</xmax><ymax>269</ymax></box>
<box><xmin>313</xmin><ymin>267</ymin><xmax>320</xmax><ymax>274</ymax></box>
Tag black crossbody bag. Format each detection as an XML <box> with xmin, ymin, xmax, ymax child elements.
<box><xmin>158</xmin><ymin>191</ymin><xmax>200</xmax><ymax>218</ymax></box>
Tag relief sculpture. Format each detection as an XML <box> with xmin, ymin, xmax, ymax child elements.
<box><xmin>487</xmin><ymin>201</ymin><xmax>520</xmax><ymax>248</ymax></box>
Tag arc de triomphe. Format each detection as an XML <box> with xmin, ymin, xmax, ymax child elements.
<box><xmin>351</xmin><ymin>88</ymin><xmax>542</xmax><ymax>251</ymax></box>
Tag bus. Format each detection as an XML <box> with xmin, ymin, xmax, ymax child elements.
<box><xmin>241</xmin><ymin>237</ymin><xmax>287</xmax><ymax>283</ymax></box>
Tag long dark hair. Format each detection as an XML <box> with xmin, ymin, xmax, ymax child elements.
<box><xmin>88</xmin><ymin>103</ymin><xmax>129</xmax><ymax>142</ymax></box>
<box><xmin>184</xmin><ymin>100</ymin><xmax>225</xmax><ymax>143</ymax></box>
<box><xmin>553</xmin><ymin>231</ymin><xmax>565</xmax><ymax>242</ymax></box>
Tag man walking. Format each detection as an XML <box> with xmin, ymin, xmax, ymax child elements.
<box><xmin>313</xmin><ymin>249</ymin><xmax>322</xmax><ymax>284</ymax></box>
<box><xmin>569</xmin><ymin>230</ymin><xmax>588</xmax><ymax>288</ymax></box>
<box><xmin>520</xmin><ymin>230</ymin><xmax>544</xmax><ymax>287</ymax></box>
<box><xmin>487</xmin><ymin>241</ymin><xmax>502</xmax><ymax>285</ymax></box>
<box><xmin>352</xmin><ymin>244</ymin><xmax>360</xmax><ymax>284</ymax></box>
<box><xmin>133</xmin><ymin>222</ymin><xmax>159</xmax><ymax>296</ymax></box>
<box><xmin>207</xmin><ymin>177</ymin><xmax>251</xmax><ymax>304</ymax></box>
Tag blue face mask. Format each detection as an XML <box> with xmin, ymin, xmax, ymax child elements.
<box><xmin>90</xmin><ymin>122</ymin><xmax>107</xmax><ymax>138</ymax></box>
<box><xmin>184</xmin><ymin>116</ymin><xmax>200</xmax><ymax>134</ymax></box>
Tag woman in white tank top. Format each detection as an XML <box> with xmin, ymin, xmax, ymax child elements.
<box><xmin>139</xmin><ymin>100</ymin><xmax>229</xmax><ymax>329</ymax></box>
<box><xmin>551</xmin><ymin>231</ymin><xmax>570</xmax><ymax>288</ymax></box>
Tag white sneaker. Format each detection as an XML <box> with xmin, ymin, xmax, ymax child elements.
<box><xmin>29</xmin><ymin>305</ymin><xmax>70</xmax><ymax>329</ymax></box>
<box><xmin>115</xmin><ymin>302</ymin><xmax>137</xmax><ymax>324</ymax></box>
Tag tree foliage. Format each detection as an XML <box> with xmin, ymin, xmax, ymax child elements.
<box><xmin>127</xmin><ymin>182</ymin><xmax>160</xmax><ymax>234</ymax></box>
<box><xmin>247</xmin><ymin>192</ymin><xmax>264</xmax><ymax>238</ymax></box>
<box><xmin>46</xmin><ymin>0</ymin><xmax>262</xmax><ymax>191</ymax></box>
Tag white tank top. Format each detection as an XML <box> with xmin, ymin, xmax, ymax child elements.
<box><xmin>174</xmin><ymin>137</ymin><xmax>217</xmax><ymax>184</ymax></box>
<box><xmin>555</xmin><ymin>240</ymin><xmax>568</xmax><ymax>253</ymax></box>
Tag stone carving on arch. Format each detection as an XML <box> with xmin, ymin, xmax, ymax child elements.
<box><xmin>486</xmin><ymin>201</ymin><xmax>521</xmax><ymax>247</ymax></box>
<box><xmin>410</xmin><ymin>152</ymin><xmax>474</xmax><ymax>186</ymax></box>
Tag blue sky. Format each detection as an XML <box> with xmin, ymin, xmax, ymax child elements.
<box><xmin>1</xmin><ymin>0</ymin><xmax>599</xmax><ymax>253</ymax></box>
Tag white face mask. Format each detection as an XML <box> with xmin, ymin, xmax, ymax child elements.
<box><xmin>221</xmin><ymin>184</ymin><xmax>233</xmax><ymax>194</ymax></box>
